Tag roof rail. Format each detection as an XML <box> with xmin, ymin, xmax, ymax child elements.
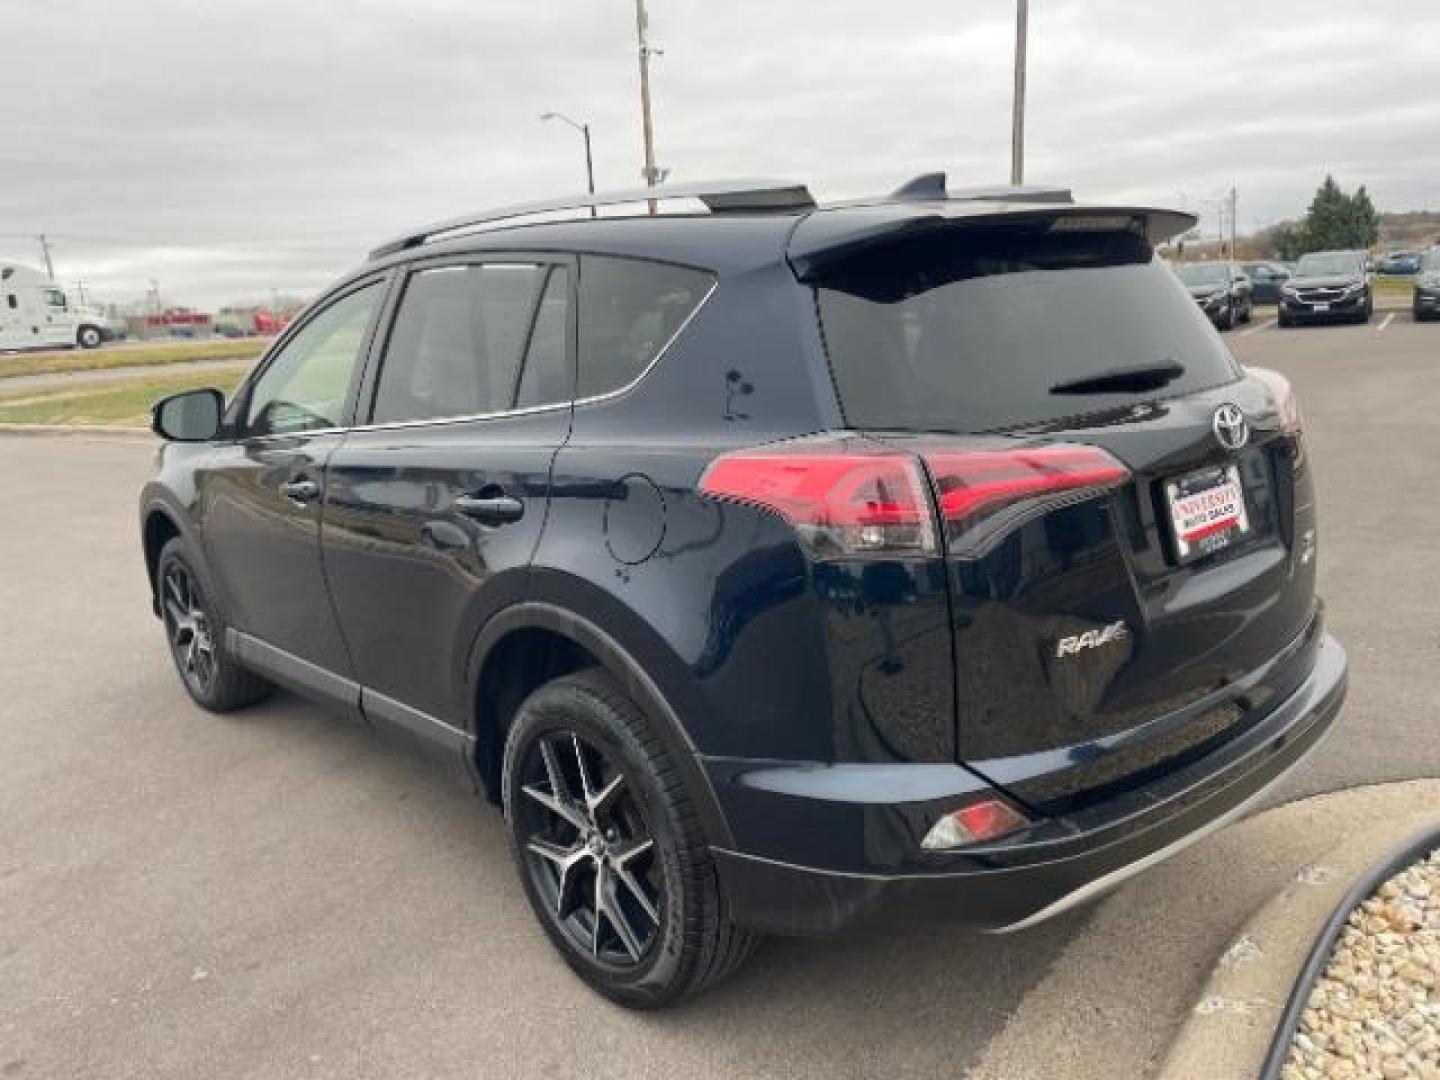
<box><xmin>368</xmin><ymin>177</ymin><xmax>816</xmax><ymax>260</ymax></box>
<box><xmin>889</xmin><ymin>172</ymin><xmax>1074</xmax><ymax>205</ymax></box>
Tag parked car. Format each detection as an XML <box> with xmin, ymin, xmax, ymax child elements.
<box><xmin>1173</xmin><ymin>261</ymin><xmax>1252</xmax><ymax>328</ymax></box>
<box><xmin>1279</xmin><ymin>250</ymin><xmax>1373</xmax><ymax>326</ymax></box>
<box><xmin>140</xmin><ymin>176</ymin><xmax>1347</xmax><ymax>1008</ymax></box>
<box><xmin>1414</xmin><ymin>248</ymin><xmax>1440</xmax><ymax>321</ymax></box>
<box><xmin>1377</xmin><ymin>251</ymin><xmax>1422</xmax><ymax>275</ymax></box>
<box><xmin>1241</xmin><ymin>261</ymin><xmax>1292</xmax><ymax>304</ymax></box>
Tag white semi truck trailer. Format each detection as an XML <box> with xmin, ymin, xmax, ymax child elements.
<box><xmin>1</xmin><ymin>263</ymin><xmax>105</xmax><ymax>350</ymax></box>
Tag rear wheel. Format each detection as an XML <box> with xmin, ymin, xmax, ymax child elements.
<box><xmin>502</xmin><ymin>669</ymin><xmax>757</xmax><ymax>1008</ymax></box>
<box><xmin>156</xmin><ymin>538</ymin><xmax>272</xmax><ymax>712</ymax></box>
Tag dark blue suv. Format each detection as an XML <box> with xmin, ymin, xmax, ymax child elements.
<box><xmin>140</xmin><ymin>176</ymin><xmax>1347</xmax><ymax>1008</ymax></box>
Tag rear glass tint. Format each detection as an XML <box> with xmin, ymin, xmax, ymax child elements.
<box><xmin>577</xmin><ymin>255</ymin><xmax>712</xmax><ymax>399</ymax></box>
<box><xmin>815</xmin><ymin>226</ymin><xmax>1239</xmax><ymax>433</ymax></box>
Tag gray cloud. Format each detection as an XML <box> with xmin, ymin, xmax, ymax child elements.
<box><xmin>3</xmin><ymin>0</ymin><xmax>1436</xmax><ymax>305</ymax></box>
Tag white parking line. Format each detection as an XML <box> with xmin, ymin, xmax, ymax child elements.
<box><xmin>1377</xmin><ymin>313</ymin><xmax>1396</xmax><ymax>332</ymax></box>
<box><xmin>1241</xmin><ymin>318</ymin><xmax>1277</xmax><ymax>337</ymax></box>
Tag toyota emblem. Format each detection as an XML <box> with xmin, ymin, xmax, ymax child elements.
<box><xmin>1212</xmin><ymin>404</ymin><xmax>1249</xmax><ymax>451</ymax></box>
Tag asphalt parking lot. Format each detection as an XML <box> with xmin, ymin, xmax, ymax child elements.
<box><xmin>2</xmin><ymin>312</ymin><xmax>1437</xmax><ymax>1079</ymax></box>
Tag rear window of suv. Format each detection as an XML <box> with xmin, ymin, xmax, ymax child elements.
<box><xmin>814</xmin><ymin>225</ymin><xmax>1240</xmax><ymax>433</ymax></box>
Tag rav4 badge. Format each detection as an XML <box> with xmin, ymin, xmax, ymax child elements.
<box><xmin>1055</xmin><ymin>620</ymin><xmax>1131</xmax><ymax>659</ymax></box>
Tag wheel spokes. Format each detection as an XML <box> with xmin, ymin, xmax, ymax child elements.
<box><xmin>611</xmin><ymin>838</ymin><xmax>658</xmax><ymax>924</ymax></box>
<box><xmin>527</xmin><ymin>837</ymin><xmax>588</xmax><ymax>919</ymax></box>
<box><xmin>519</xmin><ymin>729</ymin><xmax>660</xmax><ymax>965</ymax></box>
<box><xmin>520</xmin><ymin>783</ymin><xmax>588</xmax><ymax>832</ymax></box>
<box><xmin>594</xmin><ymin>862</ymin><xmax>645</xmax><ymax>961</ymax></box>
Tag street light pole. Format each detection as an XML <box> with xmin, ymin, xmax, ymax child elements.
<box><xmin>1010</xmin><ymin>0</ymin><xmax>1028</xmax><ymax>186</ymax></box>
<box><xmin>541</xmin><ymin>111</ymin><xmax>596</xmax><ymax>217</ymax></box>
<box><xmin>635</xmin><ymin>0</ymin><xmax>659</xmax><ymax>213</ymax></box>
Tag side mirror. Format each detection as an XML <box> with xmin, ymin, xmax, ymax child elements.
<box><xmin>152</xmin><ymin>388</ymin><xmax>224</xmax><ymax>442</ymax></box>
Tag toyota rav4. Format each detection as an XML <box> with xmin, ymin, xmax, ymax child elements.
<box><xmin>140</xmin><ymin>174</ymin><xmax>1347</xmax><ymax>1008</ymax></box>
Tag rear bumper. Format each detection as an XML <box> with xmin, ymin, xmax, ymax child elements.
<box><xmin>712</xmin><ymin>633</ymin><xmax>1347</xmax><ymax>935</ymax></box>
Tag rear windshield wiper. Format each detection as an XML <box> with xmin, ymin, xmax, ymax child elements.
<box><xmin>1049</xmin><ymin>360</ymin><xmax>1185</xmax><ymax>395</ymax></box>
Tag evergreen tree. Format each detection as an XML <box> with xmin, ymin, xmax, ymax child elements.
<box><xmin>1295</xmin><ymin>175</ymin><xmax>1380</xmax><ymax>252</ymax></box>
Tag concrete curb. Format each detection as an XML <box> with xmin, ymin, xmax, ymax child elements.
<box><xmin>0</xmin><ymin>423</ymin><xmax>151</xmax><ymax>439</ymax></box>
<box><xmin>1157</xmin><ymin>784</ymin><xmax>1440</xmax><ymax>1080</ymax></box>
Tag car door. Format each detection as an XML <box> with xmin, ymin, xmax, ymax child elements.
<box><xmin>320</xmin><ymin>255</ymin><xmax>575</xmax><ymax>740</ymax></box>
<box><xmin>198</xmin><ymin>276</ymin><xmax>388</xmax><ymax>701</ymax></box>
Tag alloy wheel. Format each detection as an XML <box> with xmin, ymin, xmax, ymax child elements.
<box><xmin>161</xmin><ymin>562</ymin><xmax>217</xmax><ymax>694</ymax></box>
<box><xmin>514</xmin><ymin>730</ymin><xmax>663</xmax><ymax>966</ymax></box>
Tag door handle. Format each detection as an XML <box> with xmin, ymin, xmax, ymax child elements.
<box><xmin>452</xmin><ymin>492</ymin><xmax>525</xmax><ymax>525</ymax></box>
<box><xmin>280</xmin><ymin>477</ymin><xmax>322</xmax><ymax>505</ymax></box>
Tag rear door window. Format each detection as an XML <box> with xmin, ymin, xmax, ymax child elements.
<box><xmin>371</xmin><ymin>262</ymin><xmax>568</xmax><ymax>424</ymax></box>
<box><xmin>577</xmin><ymin>256</ymin><xmax>712</xmax><ymax>399</ymax></box>
<box><xmin>815</xmin><ymin>226</ymin><xmax>1240</xmax><ymax>433</ymax></box>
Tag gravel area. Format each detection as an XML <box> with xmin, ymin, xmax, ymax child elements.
<box><xmin>1284</xmin><ymin>848</ymin><xmax>1439</xmax><ymax>1079</ymax></box>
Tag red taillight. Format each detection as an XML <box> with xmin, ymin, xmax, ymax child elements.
<box><xmin>923</xmin><ymin>444</ymin><xmax>1128</xmax><ymax>554</ymax></box>
<box><xmin>699</xmin><ymin>437</ymin><xmax>1128</xmax><ymax>560</ymax></box>
<box><xmin>1248</xmin><ymin>366</ymin><xmax>1302</xmax><ymax>435</ymax></box>
<box><xmin>699</xmin><ymin>439</ymin><xmax>937</xmax><ymax>557</ymax></box>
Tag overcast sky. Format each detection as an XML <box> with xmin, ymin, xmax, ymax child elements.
<box><xmin>4</xmin><ymin>0</ymin><xmax>1437</xmax><ymax>307</ymax></box>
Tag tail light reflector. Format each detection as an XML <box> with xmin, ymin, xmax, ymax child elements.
<box><xmin>922</xmin><ymin>798</ymin><xmax>1031</xmax><ymax>849</ymax></box>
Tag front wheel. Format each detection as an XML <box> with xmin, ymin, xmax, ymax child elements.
<box><xmin>502</xmin><ymin>669</ymin><xmax>757</xmax><ymax>1008</ymax></box>
<box><xmin>76</xmin><ymin>325</ymin><xmax>103</xmax><ymax>349</ymax></box>
<box><xmin>156</xmin><ymin>538</ymin><xmax>272</xmax><ymax>712</ymax></box>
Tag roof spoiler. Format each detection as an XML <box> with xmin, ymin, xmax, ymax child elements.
<box><xmin>790</xmin><ymin>203</ymin><xmax>1198</xmax><ymax>282</ymax></box>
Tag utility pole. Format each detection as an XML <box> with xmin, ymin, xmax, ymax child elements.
<box><xmin>1010</xmin><ymin>0</ymin><xmax>1029</xmax><ymax>186</ymax></box>
<box><xmin>1230</xmin><ymin>185</ymin><xmax>1239</xmax><ymax>260</ymax></box>
<box><xmin>37</xmin><ymin>234</ymin><xmax>56</xmax><ymax>280</ymax></box>
<box><xmin>634</xmin><ymin>0</ymin><xmax>659</xmax><ymax>213</ymax></box>
<box><xmin>74</xmin><ymin>280</ymin><xmax>88</xmax><ymax>307</ymax></box>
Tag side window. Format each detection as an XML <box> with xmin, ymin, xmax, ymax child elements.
<box><xmin>515</xmin><ymin>267</ymin><xmax>572</xmax><ymax>410</ymax></box>
<box><xmin>244</xmin><ymin>283</ymin><xmax>380</xmax><ymax>437</ymax></box>
<box><xmin>6</xmin><ymin>295</ymin><xmax>16</xmax><ymax>310</ymax></box>
<box><xmin>44</xmin><ymin>289</ymin><xmax>67</xmax><ymax>309</ymax></box>
<box><xmin>371</xmin><ymin>263</ymin><xmax>551</xmax><ymax>425</ymax></box>
<box><xmin>577</xmin><ymin>256</ymin><xmax>712</xmax><ymax>399</ymax></box>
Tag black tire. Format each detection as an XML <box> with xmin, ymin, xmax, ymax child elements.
<box><xmin>156</xmin><ymin>537</ymin><xmax>272</xmax><ymax>712</ymax></box>
<box><xmin>1241</xmin><ymin>296</ymin><xmax>1253</xmax><ymax>324</ymax></box>
<box><xmin>76</xmin><ymin>324</ymin><xmax>103</xmax><ymax>349</ymax></box>
<box><xmin>1219</xmin><ymin>301</ymin><xmax>1235</xmax><ymax>331</ymax></box>
<box><xmin>502</xmin><ymin>668</ymin><xmax>757</xmax><ymax>1008</ymax></box>
<box><xmin>1278</xmin><ymin>310</ymin><xmax>1292</xmax><ymax>328</ymax></box>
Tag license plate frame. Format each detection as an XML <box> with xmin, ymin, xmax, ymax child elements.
<box><xmin>1313</xmin><ymin>301</ymin><xmax>1330</xmax><ymax>312</ymax></box>
<box><xmin>1165</xmin><ymin>463</ymin><xmax>1251</xmax><ymax>563</ymax></box>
